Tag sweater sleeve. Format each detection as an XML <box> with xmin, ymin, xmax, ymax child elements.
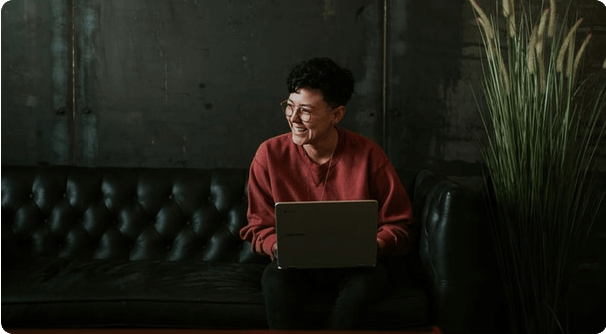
<box><xmin>373</xmin><ymin>161</ymin><xmax>414</xmax><ymax>256</ymax></box>
<box><xmin>239</xmin><ymin>150</ymin><xmax>277</xmax><ymax>259</ymax></box>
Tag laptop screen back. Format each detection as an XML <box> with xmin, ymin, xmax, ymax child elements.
<box><xmin>274</xmin><ymin>200</ymin><xmax>378</xmax><ymax>269</ymax></box>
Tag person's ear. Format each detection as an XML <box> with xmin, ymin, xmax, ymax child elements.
<box><xmin>332</xmin><ymin>106</ymin><xmax>346</xmax><ymax>125</ymax></box>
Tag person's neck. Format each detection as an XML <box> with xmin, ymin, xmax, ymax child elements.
<box><xmin>303</xmin><ymin>127</ymin><xmax>339</xmax><ymax>165</ymax></box>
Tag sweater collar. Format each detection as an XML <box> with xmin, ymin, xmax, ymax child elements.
<box><xmin>296</xmin><ymin>128</ymin><xmax>344</xmax><ymax>187</ymax></box>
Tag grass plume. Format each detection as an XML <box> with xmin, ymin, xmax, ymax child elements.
<box><xmin>548</xmin><ymin>0</ymin><xmax>556</xmax><ymax>38</ymax></box>
<box><xmin>556</xmin><ymin>18</ymin><xmax>583</xmax><ymax>73</ymax></box>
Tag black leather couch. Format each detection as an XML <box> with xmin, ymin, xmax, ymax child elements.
<box><xmin>2</xmin><ymin>165</ymin><xmax>491</xmax><ymax>332</ymax></box>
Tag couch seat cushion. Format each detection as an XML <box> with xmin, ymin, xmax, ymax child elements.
<box><xmin>2</xmin><ymin>259</ymin><xmax>267</xmax><ymax>328</ymax></box>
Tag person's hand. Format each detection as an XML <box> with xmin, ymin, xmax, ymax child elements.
<box><xmin>377</xmin><ymin>238</ymin><xmax>385</xmax><ymax>257</ymax></box>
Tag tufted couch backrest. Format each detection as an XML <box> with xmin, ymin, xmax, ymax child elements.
<box><xmin>2</xmin><ymin>166</ymin><xmax>268</xmax><ymax>264</ymax></box>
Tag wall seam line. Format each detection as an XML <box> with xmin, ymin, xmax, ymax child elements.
<box><xmin>70</xmin><ymin>0</ymin><xmax>77</xmax><ymax>165</ymax></box>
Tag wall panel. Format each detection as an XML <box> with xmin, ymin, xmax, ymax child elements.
<box><xmin>74</xmin><ymin>0</ymin><xmax>383</xmax><ymax>168</ymax></box>
<box><xmin>2</xmin><ymin>0</ymin><xmax>72</xmax><ymax>165</ymax></box>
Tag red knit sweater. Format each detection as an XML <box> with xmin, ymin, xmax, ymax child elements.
<box><xmin>240</xmin><ymin>128</ymin><xmax>413</xmax><ymax>259</ymax></box>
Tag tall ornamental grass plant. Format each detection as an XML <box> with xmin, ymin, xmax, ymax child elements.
<box><xmin>469</xmin><ymin>0</ymin><xmax>606</xmax><ymax>333</ymax></box>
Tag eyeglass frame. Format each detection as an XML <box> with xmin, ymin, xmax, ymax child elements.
<box><xmin>280</xmin><ymin>100</ymin><xmax>336</xmax><ymax>123</ymax></box>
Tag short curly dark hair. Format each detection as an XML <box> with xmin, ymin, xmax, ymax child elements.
<box><xmin>286</xmin><ymin>57</ymin><xmax>355</xmax><ymax>107</ymax></box>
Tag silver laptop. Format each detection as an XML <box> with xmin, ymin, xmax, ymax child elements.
<box><xmin>274</xmin><ymin>200</ymin><xmax>378</xmax><ymax>269</ymax></box>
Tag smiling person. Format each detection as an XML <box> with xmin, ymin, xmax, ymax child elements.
<box><xmin>240</xmin><ymin>57</ymin><xmax>413</xmax><ymax>329</ymax></box>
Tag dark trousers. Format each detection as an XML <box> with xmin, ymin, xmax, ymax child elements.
<box><xmin>261</xmin><ymin>261</ymin><xmax>388</xmax><ymax>329</ymax></box>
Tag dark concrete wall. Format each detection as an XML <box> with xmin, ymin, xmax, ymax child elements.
<box><xmin>2</xmin><ymin>0</ymin><xmax>72</xmax><ymax>165</ymax></box>
<box><xmin>3</xmin><ymin>0</ymin><xmax>385</xmax><ymax>168</ymax></box>
<box><xmin>3</xmin><ymin>0</ymin><xmax>605</xmax><ymax>181</ymax></box>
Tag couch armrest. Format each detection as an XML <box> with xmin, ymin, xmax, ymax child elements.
<box><xmin>413</xmin><ymin>170</ymin><xmax>492</xmax><ymax>334</ymax></box>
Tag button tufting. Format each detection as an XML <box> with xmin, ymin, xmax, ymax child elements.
<box><xmin>29</xmin><ymin>193</ymin><xmax>34</xmax><ymax>199</ymax></box>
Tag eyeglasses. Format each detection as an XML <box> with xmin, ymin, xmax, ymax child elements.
<box><xmin>280</xmin><ymin>100</ymin><xmax>334</xmax><ymax>123</ymax></box>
